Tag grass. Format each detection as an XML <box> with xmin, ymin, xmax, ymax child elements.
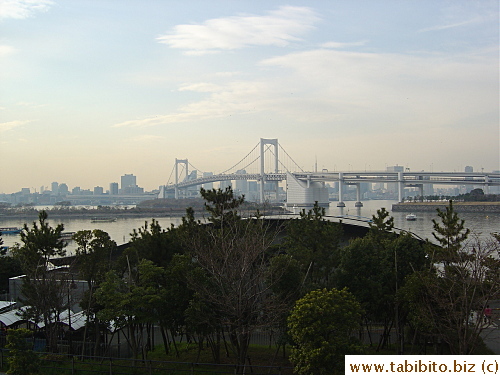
<box><xmin>0</xmin><ymin>343</ymin><xmax>295</xmax><ymax>375</ymax></box>
<box><xmin>1</xmin><ymin>338</ymin><xmax>493</xmax><ymax>374</ymax></box>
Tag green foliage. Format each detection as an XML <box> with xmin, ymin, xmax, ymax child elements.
<box><xmin>336</xmin><ymin>209</ymin><xmax>428</xmax><ymax>350</ymax></box>
<box><xmin>74</xmin><ymin>229</ymin><xmax>116</xmax><ymax>286</ymax></box>
<box><xmin>455</xmin><ymin>189</ymin><xmax>499</xmax><ymax>202</ymax></box>
<box><xmin>400</xmin><ymin>210</ymin><xmax>500</xmax><ymax>354</ymax></box>
<box><xmin>6</xmin><ymin>328</ymin><xmax>40</xmax><ymax>375</ymax></box>
<box><xmin>181</xmin><ymin>187</ymin><xmax>282</xmax><ymax>366</ymax></box>
<box><xmin>288</xmin><ymin>288</ymin><xmax>362</xmax><ymax>375</ymax></box>
<box><xmin>431</xmin><ymin>200</ymin><xmax>470</xmax><ymax>259</ymax></box>
<box><xmin>267</xmin><ymin>254</ymin><xmax>302</xmax><ymax>303</ymax></box>
<box><xmin>11</xmin><ymin>211</ymin><xmax>66</xmax><ymax>275</ymax></box>
<box><xmin>127</xmin><ymin>219</ymin><xmax>182</xmax><ymax>268</ymax></box>
<box><xmin>368</xmin><ymin>207</ymin><xmax>395</xmax><ymax>242</ymax></box>
<box><xmin>10</xmin><ymin>212</ymin><xmax>68</xmax><ymax>352</ymax></box>
<box><xmin>158</xmin><ymin>254</ymin><xmax>197</xmax><ymax>344</ymax></box>
<box><xmin>283</xmin><ymin>202</ymin><xmax>343</xmax><ymax>289</ymax></box>
<box><xmin>0</xmin><ymin>254</ymin><xmax>22</xmax><ymax>292</ymax></box>
<box><xmin>336</xmin><ymin>237</ymin><xmax>391</xmax><ymax>321</ymax></box>
<box><xmin>200</xmin><ymin>186</ymin><xmax>244</xmax><ymax>227</ymax></box>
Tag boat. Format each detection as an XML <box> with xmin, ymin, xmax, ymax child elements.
<box><xmin>91</xmin><ymin>217</ymin><xmax>117</xmax><ymax>223</ymax></box>
<box><xmin>0</xmin><ymin>227</ymin><xmax>22</xmax><ymax>235</ymax></box>
<box><xmin>406</xmin><ymin>213</ymin><xmax>417</xmax><ymax>221</ymax></box>
<box><xmin>60</xmin><ymin>232</ymin><xmax>76</xmax><ymax>241</ymax></box>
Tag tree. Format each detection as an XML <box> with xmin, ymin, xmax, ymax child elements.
<box><xmin>10</xmin><ymin>211</ymin><xmax>68</xmax><ymax>352</ymax></box>
<box><xmin>265</xmin><ymin>254</ymin><xmax>303</xmax><ymax>355</ymax></box>
<box><xmin>0</xmin><ymin>254</ymin><xmax>22</xmax><ymax>294</ymax></box>
<box><xmin>401</xmin><ymin>205</ymin><xmax>500</xmax><ymax>354</ymax></box>
<box><xmin>6</xmin><ymin>328</ymin><xmax>40</xmax><ymax>375</ymax></box>
<box><xmin>12</xmin><ymin>211</ymin><xmax>66</xmax><ymax>274</ymax></box>
<box><xmin>368</xmin><ymin>207</ymin><xmax>395</xmax><ymax>241</ymax></box>
<box><xmin>288</xmin><ymin>288</ymin><xmax>363</xmax><ymax>375</ymax></box>
<box><xmin>74</xmin><ymin>229</ymin><xmax>117</xmax><ymax>356</ymax></box>
<box><xmin>199</xmin><ymin>186</ymin><xmax>244</xmax><ymax>228</ymax></box>
<box><xmin>335</xmin><ymin>209</ymin><xmax>428</xmax><ymax>351</ymax></box>
<box><xmin>95</xmin><ymin>268</ymin><xmax>149</xmax><ymax>359</ymax></box>
<box><xmin>182</xmin><ymin>187</ymin><xmax>282</xmax><ymax>369</ymax></box>
<box><xmin>431</xmin><ymin>200</ymin><xmax>470</xmax><ymax>260</ymax></box>
<box><xmin>282</xmin><ymin>202</ymin><xmax>343</xmax><ymax>289</ymax></box>
<box><xmin>127</xmin><ymin>219</ymin><xmax>183</xmax><ymax>268</ymax></box>
<box><xmin>74</xmin><ymin>229</ymin><xmax>116</xmax><ymax>289</ymax></box>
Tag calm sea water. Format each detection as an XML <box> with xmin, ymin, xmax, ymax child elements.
<box><xmin>1</xmin><ymin>200</ymin><xmax>498</xmax><ymax>255</ymax></box>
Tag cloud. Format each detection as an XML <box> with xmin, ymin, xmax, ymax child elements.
<box><xmin>113</xmin><ymin>80</ymin><xmax>270</xmax><ymax>128</ymax></box>
<box><xmin>114</xmin><ymin>47</ymin><xmax>497</xmax><ymax>138</ymax></box>
<box><xmin>133</xmin><ymin>135</ymin><xmax>165</xmax><ymax>142</ymax></box>
<box><xmin>259</xmin><ymin>48</ymin><xmax>498</xmax><ymax>128</ymax></box>
<box><xmin>157</xmin><ymin>6</ymin><xmax>319</xmax><ymax>55</ymax></box>
<box><xmin>0</xmin><ymin>0</ymin><xmax>54</xmax><ymax>20</ymax></box>
<box><xmin>320</xmin><ymin>41</ymin><xmax>368</xmax><ymax>49</ymax></box>
<box><xmin>0</xmin><ymin>44</ymin><xmax>16</xmax><ymax>56</ymax></box>
<box><xmin>0</xmin><ymin>120</ymin><xmax>30</xmax><ymax>132</ymax></box>
<box><xmin>418</xmin><ymin>17</ymin><xmax>481</xmax><ymax>33</ymax></box>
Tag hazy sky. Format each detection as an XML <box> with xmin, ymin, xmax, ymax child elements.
<box><xmin>1</xmin><ymin>0</ymin><xmax>498</xmax><ymax>193</ymax></box>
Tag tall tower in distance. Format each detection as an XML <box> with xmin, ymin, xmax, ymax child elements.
<box><xmin>51</xmin><ymin>182</ymin><xmax>59</xmax><ymax>196</ymax></box>
<box><xmin>121</xmin><ymin>174</ymin><xmax>136</xmax><ymax>191</ymax></box>
<box><xmin>109</xmin><ymin>182</ymin><xmax>119</xmax><ymax>195</ymax></box>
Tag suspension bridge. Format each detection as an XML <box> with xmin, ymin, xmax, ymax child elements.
<box><xmin>158</xmin><ymin>138</ymin><xmax>500</xmax><ymax>207</ymax></box>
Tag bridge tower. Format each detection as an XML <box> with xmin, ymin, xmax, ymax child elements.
<box><xmin>175</xmin><ymin>158</ymin><xmax>189</xmax><ymax>199</ymax></box>
<box><xmin>260</xmin><ymin>138</ymin><xmax>279</xmax><ymax>203</ymax></box>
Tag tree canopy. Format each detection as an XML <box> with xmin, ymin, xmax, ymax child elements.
<box><xmin>288</xmin><ymin>288</ymin><xmax>363</xmax><ymax>375</ymax></box>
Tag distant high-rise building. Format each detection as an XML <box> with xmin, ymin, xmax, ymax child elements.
<box><xmin>72</xmin><ymin>186</ymin><xmax>81</xmax><ymax>195</ymax></box>
<box><xmin>51</xmin><ymin>182</ymin><xmax>59</xmax><ymax>195</ymax></box>
<box><xmin>386</xmin><ymin>165</ymin><xmax>404</xmax><ymax>173</ymax></box>
<box><xmin>121</xmin><ymin>174</ymin><xmax>136</xmax><ymax>191</ymax></box>
<box><xmin>235</xmin><ymin>170</ymin><xmax>248</xmax><ymax>197</ymax></box>
<box><xmin>59</xmin><ymin>183</ymin><xmax>69</xmax><ymax>196</ymax></box>
<box><xmin>94</xmin><ymin>186</ymin><xmax>104</xmax><ymax>195</ymax></box>
<box><xmin>247</xmin><ymin>181</ymin><xmax>259</xmax><ymax>201</ymax></box>
<box><xmin>386</xmin><ymin>166</ymin><xmax>403</xmax><ymax>194</ymax></box>
<box><xmin>464</xmin><ymin>166</ymin><xmax>474</xmax><ymax>193</ymax></box>
<box><xmin>109</xmin><ymin>182</ymin><xmax>119</xmax><ymax>195</ymax></box>
<box><xmin>186</xmin><ymin>171</ymin><xmax>198</xmax><ymax>196</ymax></box>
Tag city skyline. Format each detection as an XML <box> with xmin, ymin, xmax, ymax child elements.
<box><xmin>1</xmin><ymin>1</ymin><xmax>498</xmax><ymax>194</ymax></box>
<box><xmin>4</xmin><ymin>163</ymin><xmax>498</xmax><ymax>197</ymax></box>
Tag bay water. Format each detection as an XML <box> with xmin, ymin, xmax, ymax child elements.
<box><xmin>0</xmin><ymin>200</ymin><xmax>498</xmax><ymax>255</ymax></box>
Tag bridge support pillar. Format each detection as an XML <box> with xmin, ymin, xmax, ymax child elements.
<box><xmin>397</xmin><ymin>172</ymin><xmax>404</xmax><ymax>203</ymax></box>
<box><xmin>260</xmin><ymin>138</ymin><xmax>279</xmax><ymax>203</ymax></box>
<box><xmin>354</xmin><ymin>183</ymin><xmax>363</xmax><ymax>207</ymax></box>
<box><xmin>337</xmin><ymin>173</ymin><xmax>345</xmax><ymax>207</ymax></box>
<box><xmin>418</xmin><ymin>184</ymin><xmax>424</xmax><ymax>201</ymax></box>
<box><xmin>175</xmin><ymin>158</ymin><xmax>188</xmax><ymax>199</ymax></box>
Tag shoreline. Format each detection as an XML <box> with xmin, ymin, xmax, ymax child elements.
<box><xmin>0</xmin><ymin>207</ymin><xmax>286</xmax><ymax>221</ymax></box>
<box><xmin>392</xmin><ymin>202</ymin><xmax>500</xmax><ymax>213</ymax></box>
<box><xmin>0</xmin><ymin>209</ymin><xmax>191</xmax><ymax>221</ymax></box>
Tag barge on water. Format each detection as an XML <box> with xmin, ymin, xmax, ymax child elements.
<box><xmin>0</xmin><ymin>227</ymin><xmax>22</xmax><ymax>235</ymax></box>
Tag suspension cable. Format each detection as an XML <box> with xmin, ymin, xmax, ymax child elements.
<box><xmin>220</xmin><ymin>142</ymin><xmax>260</xmax><ymax>174</ymax></box>
<box><xmin>166</xmin><ymin>163</ymin><xmax>175</xmax><ymax>185</ymax></box>
<box><xmin>236</xmin><ymin>155</ymin><xmax>261</xmax><ymax>173</ymax></box>
<box><xmin>279</xmin><ymin>143</ymin><xmax>304</xmax><ymax>172</ymax></box>
<box><xmin>187</xmin><ymin>161</ymin><xmax>205</xmax><ymax>176</ymax></box>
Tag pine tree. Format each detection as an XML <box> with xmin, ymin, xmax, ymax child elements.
<box><xmin>431</xmin><ymin>200</ymin><xmax>470</xmax><ymax>260</ymax></box>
